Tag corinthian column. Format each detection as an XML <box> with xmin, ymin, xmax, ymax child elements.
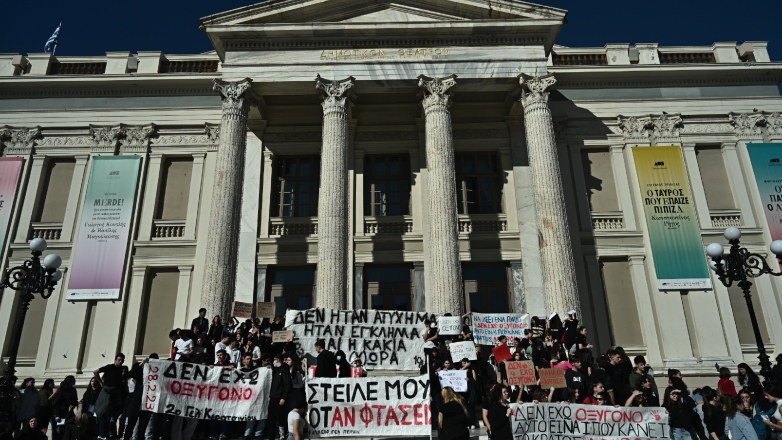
<box><xmin>418</xmin><ymin>74</ymin><xmax>464</xmax><ymax>315</ymax></box>
<box><xmin>314</xmin><ymin>75</ymin><xmax>354</xmax><ymax>310</ymax></box>
<box><xmin>519</xmin><ymin>74</ymin><xmax>580</xmax><ymax>315</ymax></box>
<box><xmin>201</xmin><ymin>78</ymin><xmax>255</xmax><ymax>320</ymax></box>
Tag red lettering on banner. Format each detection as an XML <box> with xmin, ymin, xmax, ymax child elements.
<box><xmin>209</xmin><ymin>386</ymin><xmax>218</xmax><ymax>399</ymax></box>
<box><xmin>576</xmin><ymin>408</ymin><xmax>643</xmax><ymax>424</ymax></box>
<box><xmin>244</xmin><ymin>388</ymin><xmax>252</xmax><ymax>399</ymax></box>
<box><xmin>344</xmin><ymin>407</ymin><xmax>355</xmax><ymax>427</ymax></box>
<box><xmin>196</xmin><ymin>385</ymin><xmax>207</xmax><ymax>398</ymax></box>
<box><xmin>385</xmin><ymin>406</ymin><xmax>400</xmax><ymax>426</ymax></box>
<box><xmin>218</xmin><ymin>388</ymin><xmax>229</xmax><ymax>400</ymax></box>
<box><xmin>413</xmin><ymin>404</ymin><xmax>423</xmax><ymax>425</ymax></box>
<box><xmin>424</xmin><ymin>403</ymin><xmax>431</xmax><ymax>424</ymax></box>
<box><xmin>171</xmin><ymin>381</ymin><xmax>182</xmax><ymax>394</ymax></box>
<box><xmin>399</xmin><ymin>405</ymin><xmax>412</xmax><ymax>425</ymax></box>
<box><xmin>371</xmin><ymin>405</ymin><xmax>386</xmax><ymax>426</ymax></box>
<box><xmin>182</xmin><ymin>382</ymin><xmax>194</xmax><ymax>397</ymax></box>
<box><xmin>231</xmin><ymin>388</ymin><xmax>241</xmax><ymax>400</ymax></box>
<box><xmin>332</xmin><ymin>406</ymin><xmax>344</xmax><ymax>427</ymax></box>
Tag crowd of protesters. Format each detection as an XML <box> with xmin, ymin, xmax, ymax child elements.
<box><xmin>7</xmin><ymin>308</ymin><xmax>782</xmax><ymax>440</ymax></box>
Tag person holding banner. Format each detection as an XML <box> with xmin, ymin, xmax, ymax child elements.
<box><xmin>439</xmin><ymin>387</ymin><xmax>469</xmax><ymax>440</ymax></box>
<box><xmin>487</xmin><ymin>385</ymin><xmax>512</xmax><ymax>440</ymax></box>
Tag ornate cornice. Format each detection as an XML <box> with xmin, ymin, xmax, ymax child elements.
<box><xmin>617</xmin><ymin>115</ymin><xmax>653</xmax><ymax>142</ymax></box>
<box><xmin>315</xmin><ymin>75</ymin><xmax>354</xmax><ymax>112</ymax></box>
<box><xmin>418</xmin><ymin>74</ymin><xmax>457</xmax><ymax>109</ymax></box>
<box><xmin>90</xmin><ymin>125</ymin><xmax>125</xmax><ymax>154</ymax></box>
<box><xmin>729</xmin><ymin>112</ymin><xmax>765</xmax><ymax>139</ymax></box>
<box><xmin>0</xmin><ymin>87</ymin><xmax>216</xmax><ymax>100</ymax></box>
<box><xmin>264</xmin><ymin>132</ymin><xmax>322</xmax><ymax>143</ymax></box>
<box><xmin>222</xmin><ymin>36</ymin><xmax>546</xmax><ymax>51</ymax></box>
<box><xmin>121</xmin><ymin>124</ymin><xmax>157</xmax><ymax>153</ymax></box>
<box><xmin>519</xmin><ymin>73</ymin><xmax>556</xmax><ymax>107</ymax></box>
<box><xmin>651</xmin><ymin>113</ymin><xmax>683</xmax><ymax>143</ymax></box>
<box><xmin>204</xmin><ymin>123</ymin><xmax>220</xmax><ymax>151</ymax></box>
<box><xmin>213</xmin><ymin>78</ymin><xmax>255</xmax><ymax>122</ymax></box>
<box><xmin>765</xmin><ymin>112</ymin><xmax>782</xmax><ymax>137</ymax></box>
<box><xmin>0</xmin><ymin>126</ymin><xmax>41</xmax><ymax>155</ymax></box>
<box><xmin>355</xmin><ymin>130</ymin><xmax>418</xmax><ymax>141</ymax></box>
<box><xmin>555</xmin><ymin>76</ymin><xmax>779</xmax><ymax>89</ymax></box>
<box><xmin>453</xmin><ymin>128</ymin><xmax>510</xmax><ymax>139</ymax></box>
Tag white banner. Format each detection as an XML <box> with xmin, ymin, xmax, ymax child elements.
<box><xmin>472</xmin><ymin>313</ymin><xmax>531</xmax><ymax>346</ymax></box>
<box><xmin>437</xmin><ymin>316</ymin><xmax>462</xmax><ymax>335</ymax></box>
<box><xmin>448</xmin><ymin>341</ymin><xmax>477</xmax><ymax>361</ymax></box>
<box><xmin>510</xmin><ymin>403</ymin><xmax>669</xmax><ymax>440</ymax></box>
<box><xmin>306</xmin><ymin>375</ymin><xmax>431</xmax><ymax>437</ymax></box>
<box><xmin>142</xmin><ymin>359</ymin><xmax>271</xmax><ymax>421</ymax></box>
<box><xmin>285</xmin><ymin>309</ymin><xmax>435</xmax><ymax>370</ymax></box>
<box><xmin>438</xmin><ymin>370</ymin><xmax>467</xmax><ymax>392</ymax></box>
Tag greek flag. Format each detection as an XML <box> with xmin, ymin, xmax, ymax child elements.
<box><xmin>44</xmin><ymin>23</ymin><xmax>61</xmax><ymax>53</ymax></box>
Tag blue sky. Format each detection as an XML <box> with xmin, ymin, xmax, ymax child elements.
<box><xmin>0</xmin><ymin>1</ymin><xmax>780</xmax><ymax>61</ymax></box>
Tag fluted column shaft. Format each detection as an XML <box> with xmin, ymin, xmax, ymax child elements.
<box><xmin>419</xmin><ymin>74</ymin><xmax>464</xmax><ymax>315</ymax></box>
<box><xmin>314</xmin><ymin>76</ymin><xmax>353</xmax><ymax>309</ymax></box>
<box><xmin>201</xmin><ymin>78</ymin><xmax>254</xmax><ymax>320</ymax></box>
<box><xmin>520</xmin><ymin>74</ymin><xmax>580</xmax><ymax>315</ymax></box>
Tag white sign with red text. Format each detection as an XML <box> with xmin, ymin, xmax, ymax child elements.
<box><xmin>142</xmin><ymin>359</ymin><xmax>272</xmax><ymax>421</ymax></box>
<box><xmin>510</xmin><ymin>403</ymin><xmax>669</xmax><ymax>440</ymax></box>
<box><xmin>306</xmin><ymin>375</ymin><xmax>431</xmax><ymax>437</ymax></box>
<box><xmin>472</xmin><ymin>313</ymin><xmax>531</xmax><ymax>346</ymax></box>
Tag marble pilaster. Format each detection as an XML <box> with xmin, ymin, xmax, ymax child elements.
<box><xmin>200</xmin><ymin>78</ymin><xmax>255</xmax><ymax>320</ymax></box>
<box><xmin>354</xmin><ymin>263</ymin><xmax>364</xmax><ymax>310</ymax></box>
<box><xmin>413</xmin><ymin>262</ymin><xmax>426</xmax><ymax>313</ymax></box>
<box><xmin>419</xmin><ymin>74</ymin><xmax>464</xmax><ymax>315</ymax></box>
<box><xmin>314</xmin><ymin>75</ymin><xmax>353</xmax><ymax>310</ymax></box>
<box><xmin>519</xmin><ymin>74</ymin><xmax>580</xmax><ymax>315</ymax></box>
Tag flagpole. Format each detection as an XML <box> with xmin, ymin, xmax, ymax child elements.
<box><xmin>52</xmin><ymin>22</ymin><xmax>61</xmax><ymax>57</ymax></box>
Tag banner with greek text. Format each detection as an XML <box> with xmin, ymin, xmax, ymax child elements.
<box><xmin>510</xmin><ymin>403</ymin><xmax>669</xmax><ymax>440</ymax></box>
<box><xmin>306</xmin><ymin>375</ymin><xmax>431</xmax><ymax>437</ymax></box>
<box><xmin>632</xmin><ymin>146</ymin><xmax>711</xmax><ymax>290</ymax></box>
<box><xmin>471</xmin><ymin>313</ymin><xmax>531</xmax><ymax>346</ymax></box>
<box><xmin>0</xmin><ymin>158</ymin><xmax>23</xmax><ymax>254</ymax></box>
<box><xmin>67</xmin><ymin>156</ymin><xmax>141</xmax><ymax>300</ymax></box>
<box><xmin>747</xmin><ymin>143</ymin><xmax>782</xmax><ymax>241</ymax></box>
<box><xmin>285</xmin><ymin>309</ymin><xmax>435</xmax><ymax>370</ymax></box>
<box><xmin>142</xmin><ymin>359</ymin><xmax>271</xmax><ymax>421</ymax></box>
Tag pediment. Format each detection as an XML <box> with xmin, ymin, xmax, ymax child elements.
<box><xmin>202</xmin><ymin>0</ymin><xmax>567</xmax><ymax>26</ymax></box>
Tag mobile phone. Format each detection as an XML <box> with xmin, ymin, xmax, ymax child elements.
<box><xmin>762</xmin><ymin>415</ymin><xmax>770</xmax><ymax>421</ymax></box>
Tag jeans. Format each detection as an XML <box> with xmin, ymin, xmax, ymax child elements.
<box><xmin>245</xmin><ymin>419</ymin><xmax>266</xmax><ymax>438</ymax></box>
<box><xmin>672</xmin><ymin>428</ymin><xmax>694</xmax><ymax>440</ymax></box>
<box><xmin>171</xmin><ymin>416</ymin><xmax>199</xmax><ymax>440</ymax></box>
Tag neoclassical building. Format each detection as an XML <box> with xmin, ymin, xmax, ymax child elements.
<box><xmin>1</xmin><ymin>0</ymin><xmax>782</xmax><ymax>384</ymax></box>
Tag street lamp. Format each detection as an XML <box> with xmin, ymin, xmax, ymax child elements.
<box><xmin>706</xmin><ymin>227</ymin><xmax>782</xmax><ymax>385</ymax></box>
<box><xmin>0</xmin><ymin>238</ymin><xmax>62</xmax><ymax>424</ymax></box>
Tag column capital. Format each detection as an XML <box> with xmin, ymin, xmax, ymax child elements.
<box><xmin>316</xmin><ymin>75</ymin><xmax>354</xmax><ymax>110</ymax></box>
<box><xmin>213</xmin><ymin>78</ymin><xmax>256</xmax><ymax>120</ymax></box>
<box><xmin>121</xmin><ymin>124</ymin><xmax>157</xmax><ymax>154</ymax></box>
<box><xmin>90</xmin><ymin>124</ymin><xmax>124</xmax><ymax>154</ymax></box>
<box><xmin>519</xmin><ymin>73</ymin><xmax>556</xmax><ymax>107</ymax></box>
<box><xmin>418</xmin><ymin>74</ymin><xmax>457</xmax><ymax>109</ymax></box>
<box><xmin>0</xmin><ymin>126</ymin><xmax>41</xmax><ymax>156</ymax></box>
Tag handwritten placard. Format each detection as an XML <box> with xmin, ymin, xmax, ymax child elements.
<box><xmin>272</xmin><ymin>330</ymin><xmax>293</xmax><ymax>343</ymax></box>
<box><xmin>539</xmin><ymin>368</ymin><xmax>567</xmax><ymax>389</ymax></box>
<box><xmin>507</xmin><ymin>361</ymin><xmax>536</xmax><ymax>386</ymax></box>
<box><xmin>437</xmin><ymin>316</ymin><xmax>462</xmax><ymax>336</ymax></box>
<box><xmin>449</xmin><ymin>341</ymin><xmax>477</xmax><ymax>361</ymax></box>
<box><xmin>256</xmin><ymin>302</ymin><xmax>277</xmax><ymax>319</ymax></box>
<box><xmin>438</xmin><ymin>370</ymin><xmax>467</xmax><ymax>392</ymax></box>
<box><xmin>232</xmin><ymin>301</ymin><xmax>253</xmax><ymax>320</ymax></box>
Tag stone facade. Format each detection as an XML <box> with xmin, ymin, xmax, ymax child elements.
<box><xmin>0</xmin><ymin>0</ymin><xmax>781</xmax><ymax>386</ymax></box>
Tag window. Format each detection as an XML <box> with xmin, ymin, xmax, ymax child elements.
<box><xmin>155</xmin><ymin>157</ymin><xmax>193</xmax><ymax>220</ymax></box>
<box><xmin>599</xmin><ymin>259</ymin><xmax>643</xmax><ymax>347</ymax></box>
<box><xmin>366</xmin><ymin>266</ymin><xmax>412</xmax><ymax>311</ymax></box>
<box><xmin>35</xmin><ymin>158</ymin><xmax>76</xmax><ymax>223</ymax></box>
<box><xmin>455</xmin><ymin>154</ymin><xmax>502</xmax><ymax>214</ymax></box>
<box><xmin>269</xmin><ymin>267</ymin><xmax>315</xmax><ymax>316</ymax></box>
<box><xmin>274</xmin><ymin>156</ymin><xmax>320</xmax><ymax>217</ymax></box>
<box><xmin>137</xmin><ymin>269</ymin><xmax>179</xmax><ymax>356</ymax></box>
<box><xmin>696</xmin><ymin>147</ymin><xmax>735</xmax><ymax>210</ymax></box>
<box><xmin>462</xmin><ymin>264</ymin><xmax>509</xmax><ymax>313</ymax></box>
<box><xmin>364</xmin><ymin>155</ymin><xmax>411</xmax><ymax>216</ymax></box>
<box><xmin>580</xmin><ymin>148</ymin><xmax>619</xmax><ymax>212</ymax></box>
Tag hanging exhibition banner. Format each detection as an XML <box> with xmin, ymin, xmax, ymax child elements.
<box><xmin>142</xmin><ymin>359</ymin><xmax>272</xmax><ymax>421</ymax></box>
<box><xmin>286</xmin><ymin>309</ymin><xmax>435</xmax><ymax>370</ymax></box>
<box><xmin>632</xmin><ymin>147</ymin><xmax>711</xmax><ymax>290</ymax></box>
<box><xmin>0</xmin><ymin>158</ymin><xmax>23</xmax><ymax>253</ymax></box>
<box><xmin>510</xmin><ymin>403</ymin><xmax>669</xmax><ymax>440</ymax></box>
<box><xmin>67</xmin><ymin>156</ymin><xmax>141</xmax><ymax>300</ymax></box>
<box><xmin>747</xmin><ymin>143</ymin><xmax>782</xmax><ymax>241</ymax></box>
<box><xmin>471</xmin><ymin>313</ymin><xmax>531</xmax><ymax>346</ymax></box>
<box><xmin>306</xmin><ymin>375</ymin><xmax>431</xmax><ymax>437</ymax></box>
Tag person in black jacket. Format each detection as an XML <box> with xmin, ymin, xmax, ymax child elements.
<box><xmin>314</xmin><ymin>340</ymin><xmax>337</xmax><ymax>378</ymax></box>
<box><xmin>700</xmin><ymin>387</ymin><xmax>726</xmax><ymax>440</ymax></box>
<box><xmin>487</xmin><ymin>385</ymin><xmax>512</xmax><ymax>440</ymax></box>
<box><xmin>269</xmin><ymin>354</ymin><xmax>292</xmax><ymax>440</ymax></box>
<box><xmin>664</xmin><ymin>384</ymin><xmax>697</xmax><ymax>440</ymax></box>
<box><xmin>335</xmin><ymin>350</ymin><xmax>352</xmax><ymax>378</ymax></box>
<box><xmin>438</xmin><ymin>387</ymin><xmax>469</xmax><ymax>440</ymax></box>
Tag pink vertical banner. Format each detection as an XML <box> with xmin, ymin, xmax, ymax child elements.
<box><xmin>0</xmin><ymin>157</ymin><xmax>24</xmax><ymax>253</ymax></box>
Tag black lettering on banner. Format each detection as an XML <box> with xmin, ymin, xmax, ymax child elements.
<box><xmin>385</xmin><ymin>380</ymin><xmax>401</xmax><ymax>400</ymax></box>
<box><xmin>219</xmin><ymin>368</ymin><xmax>231</xmax><ymax>384</ymax></box>
<box><xmin>308</xmin><ymin>384</ymin><xmax>319</xmax><ymax>404</ymax></box>
<box><xmin>181</xmin><ymin>363</ymin><xmax>193</xmax><ymax>380</ymax></box>
<box><xmin>163</xmin><ymin>362</ymin><xmax>178</xmax><ymax>379</ymax></box>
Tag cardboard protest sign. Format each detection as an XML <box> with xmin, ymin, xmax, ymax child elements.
<box><xmin>142</xmin><ymin>359</ymin><xmax>272</xmax><ymax>420</ymax></box>
<box><xmin>538</xmin><ymin>368</ymin><xmax>567</xmax><ymax>388</ymax></box>
<box><xmin>507</xmin><ymin>361</ymin><xmax>536</xmax><ymax>386</ymax></box>
<box><xmin>509</xmin><ymin>403</ymin><xmax>669</xmax><ymax>440</ymax></box>
<box><xmin>272</xmin><ymin>331</ymin><xmax>293</xmax><ymax>343</ymax></box>
<box><xmin>232</xmin><ymin>301</ymin><xmax>253</xmax><ymax>320</ymax></box>
<box><xmin>449</xmin><ymin>341</ymin><xmax>477</xmax><ymax>361</ymax></box>
<box><xmin>306</xmin><ymin>375</ymin><xmax>431</xmax><ymax>437</ymax></box>
<box><xmin>286</xmin><ymin>308</ymin><xmax>435</xmax><ymax>370</ymax></box>
<box><xmin>438</xmin><ymin>370</ymin><xmax>467</xmax><ymax>392</ymax></box>
<box><xmin>472</xmin><ymin>313</ymin><xmax>531</xmax><ymax>346</ymax></box>
<box><xmin>437</xmin><ymin>316</ymin><xmax>462</xmax><ymax>335</ymax></box>
<box><xmin>256</xmin><ymin>302</ymin><xmax>277</xmax><ymax>319</ymax></box>
<box><xmin>492</xmin><ymin>344</ymin><xmax>513</xmax><ymax>364</ymax></box>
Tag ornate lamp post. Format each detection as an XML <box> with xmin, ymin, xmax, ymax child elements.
<box><xmin>0</xmin><ymin>238</ymin><xmax>62</xmax><ymax>424</ymax></box>
<box><xmin>706</xmin><ymin>227</ymin><xmax>782</xmax><ymax>385</ymax></box>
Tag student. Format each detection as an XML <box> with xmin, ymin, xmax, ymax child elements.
<box><xmin>487</xmin><ymin>385</ymin><xmax>513</xmax><ymax>440</ymax></box>
<box><xmin>439</xmin><ymin>387</ymin><xmax>469</xmax><ymax>440</ymax></box>
<box><xmin>665</xmin><ymin>386</ymin><xmax>697</xmax><ymax>440</ymax></box>
<box><xmin>722</xmin><ymin>394</ymin><xmax>759</xmax><ymax>440</ymax></box>
<box><xmin>700</xmin><ymin>387</ymin><xmax>726</xmax><ymax>440</ymax></box>
<box><xmin>174</xmin><ymin>331</ymin><xmax>194</xmax><ymax>360</ymax></box>
<box><xmin>93</xmin><ymin>353</ymin><xmax>125</xmax><ymax>440</ymax></box>
<box><xmin>313</xmin><ymin>339</ymin><xmax>337</xmax><ymax>378</ymax></box>
<box><xmin>565</xmin><ymin>355</ymin><xmax>588</xmax><ymax>390</ymax></box>
<box><xmin>191</xmin><ymin>308</ymin><xmax>209</xmax><ymax>335</ymax></box>
<box><xmin>718</xmin><ymin>368</ymin><xmax>738</xmax><ymax>397</ymax></box>
<box><xmin>286</xmin><ymin>400</ymin><xmax>307</xmax><ymax>440</ymax></box>
<box><xmin>269</xmin><ymin>355</ymin><xmax>292</xmax><ymax>440</ymax></box>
